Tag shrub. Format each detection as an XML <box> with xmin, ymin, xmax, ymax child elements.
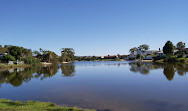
<box><xmin>177</xmin><ymin>52</ymin><xmax>185</xmax><ymax>58</ymax></box>
<box><xmin>2</xmin><ymin>54</ymin><xmax>16</xmax><ymax>62</ymax></box>
<box><xmin>163</xmin><ymin>56</ymin><xmax>177</xmax><ymax>62</ymax></box>
<box><xmin>164</xmin><ymin>56</ymin><xmax>186</xmax><ymax>63</ymax></box>
<box><xmin>177</xmin><ymin>58</ymin><xmax>186</xmax><ymax>62</ymax></box>
<box><xmin>137</xmin><ymin>54</ymin><xmax>141</xmax><ymax>59</ymax></box>
<box><xmin>22</xmin><ymin>57</ymin><xmax>40</xmax><ymax>65</ymax></box>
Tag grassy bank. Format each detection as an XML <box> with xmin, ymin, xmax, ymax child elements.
<box><xmin>0</xmin><ymin>99</ymin><xmax>95</xmax><ymax>111</ymax></box>
<box><xmin>0</xmin><ymin>63</ymin><xmax>31</xmax><ymax>69</ymax></box>
<box><xmin>154</xmin><ymin>57</ymin><xmax>188</xmax><ymax>63</ymax></box>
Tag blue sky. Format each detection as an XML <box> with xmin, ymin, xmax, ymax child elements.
<box><xmin>0</xmin><ymin>0</ymin><xmax>187</xmax><ymax>56</ymax></box>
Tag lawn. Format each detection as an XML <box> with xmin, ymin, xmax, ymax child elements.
<box><xmin>0</xmin><ymin>99</ymin><xmax>96</xmax><ymax>111</ymax></box>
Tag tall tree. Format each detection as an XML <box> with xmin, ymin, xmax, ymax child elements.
<box><xmin>61</xmin><ymin>48</ymin><xmax>75</xmax><ymax>62</ymax></box>
<box><xmin>2</xmin><ymin>54</ymin><xmax>16</xmax><ymax>62</ymax></box>
<box><xmin>22</xmin><ymin>48</ymin><xmax>32</xmax><ymax>57</ymax></box>
<box><xmin>138</xmin><ymin>44</ymin><xmax>149</xmax><ymax>52</ymax></box>
<box><xmin>176</xmin><ymin>41</ymin><xmax>185</xmax><ymax>50</ymax></box>
<box><xmin>9</xmin><ymin>46</ymin><xmax>22</xmax><ymax>60</ymax></box>
<box><xmin>41</xmin><ymin>50</ymin><xmax>58</xmax><ymax>63</ymax></box>
<box><xmin>163</xmin><ymin>41</ymin><xmax>174</xmax><ymax>55</ymax></box>
<box><xmin>129</xmin><ymin>47</ymin><xmax>138</xmax><ymax>54</ymax></box>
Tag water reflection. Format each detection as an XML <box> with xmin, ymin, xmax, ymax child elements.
<box><xmin>129</xmin><ymin>62</ymin><xmax>188</xmax><ymax>81</ymax></box>
<box><xmin>0</xmin><ymin>64</ymin><xmax>75</xmax><ymax>87</ymax></box>
<box><xmin>0</xmin><ymin>61</ymin><xmax>188</xmax><ymax>111</ymax></box>
<box><xmin>61</xmin><ymin>64</ymin><xmax>75</xmax><ymax>77</ymax></box>
<box><xmin>1</xmin><ymin>62</ymin><xmax>188</xmax><ymax>87</ymax></box>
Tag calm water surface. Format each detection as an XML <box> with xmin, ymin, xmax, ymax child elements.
<box><xmin>0</xmin><ymin>61</ymin><xmax>188</xmax><ymax>111</ymax></box>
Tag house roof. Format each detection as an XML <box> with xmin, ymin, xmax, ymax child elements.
<box><xmin>180</xmin><ymin>48</ymin><xmax>188</xmax><ymax>51</ymax></box>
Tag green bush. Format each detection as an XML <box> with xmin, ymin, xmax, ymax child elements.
<box><xmin>164</xmin><ymin>56</ymin><xmax>186</xmax><ymax>62</ymax></box>
<box><xmin>137</xmin><ymin>54</ymin><xmax>141</xmax><ymax>59</ymax></box>
<box><xmin>22</xmin><ymin>56</ymin><xmax>40</xmax><ymax>65</ymax></box>
<box><xmin>2</xmin><ymin>54</ymin><xmax>16</xmax><ymax>62</ymax></box>
<box><xmin>164</xmin><ymin>56</ymin><xmax>177</xmax><ymax>62</ymax></box>
<box><xmin>177</xmin><ymin>58</ymin><xmax>186</xmax><ymax>62</ymax></box>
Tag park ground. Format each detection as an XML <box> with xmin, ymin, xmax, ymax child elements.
<box><xmin>0</xmin><ymin>99</ymin><xmax>95</xmax><ymax>111</ymax></box>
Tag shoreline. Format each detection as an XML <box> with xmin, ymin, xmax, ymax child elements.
<box><xmin>0</xmin><ymin>99</ymin><xmax>95</xmax><ymax>111</ymax></box>
<box><xmin>0</xmin><ymin>64</ymin><xmax>31</xmax><ymax>69</ymax></box>
<box><xmin>0</xmin><ymin>62</ymin><xmax>54</xmax><ymax>69</ymax></box>
<box><xmin>62</xmin><ymin>61</ymin><xmax>73</xmax><ymax>64</ymax></box>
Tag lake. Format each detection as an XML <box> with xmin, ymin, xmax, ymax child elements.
<box><xmin>0</xmin><ymin>61</ymin><xmax>188</xmax><ymax>111</ymax></box>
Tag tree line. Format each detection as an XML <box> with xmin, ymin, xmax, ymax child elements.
<box><xmin>129</xmin><ymin>41</ymin><xmax>187</xmax><ymax>62</ymax></box>
<box><xmin>0</xmin><ymin>45</ymin><xmax>75</xmax><ymax>65</ymax></box>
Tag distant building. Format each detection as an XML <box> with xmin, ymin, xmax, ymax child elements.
<box><xmin>104</xmin><ymin>55</ymin><xmax>118</xmax><ymax>59</ymax></box>
<box><xmin>136</xmin><ymin>50</ymin><xmax>158</xmax><ymax>56</ymax></box>
<box><xmin>126</xmin><ymin>50</ymin><xmax>158</xmax><ymax>60</ymax></box>
<box><xmin>178</xmin><ymin>48</ymin><xmax>188</xmax><ymax>57</ymax></box>
<box><xmin>0</xmin><ymin>53</ymin><xmax>7</xmax><ymax>58</ymax></box>
<box><xmin>179</xmin><ymin>48</ymin><xmax>188</xmax><ymax>54</ymax></box>
<box><xmin>8</xmin><ymin>61</ymin><xmax>14</xmax><ymax>65</ymax></box>
<box><xmin>157</xmin><ymin>51</ymin><xmax>165</xmax><ymax>57</ymax></box>
<box><xmin>142</xmin><ymin>55</ymin><xmax>153</xmax><ymax>60</ymax></box>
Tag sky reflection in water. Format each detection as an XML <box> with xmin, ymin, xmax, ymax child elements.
<box><xmin>0</xmin><ymin>61</ymin><xmax>188</xmax><ymax>111</ymax></box>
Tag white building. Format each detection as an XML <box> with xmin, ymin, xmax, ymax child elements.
<box><xmin>126</xmin><ymin>50</ymin><xmax>158</xmax><ymax>60</ymax></box>
<box><xmin>0</xmin><ymin>53</ymin><xmax>7</xmax><ymax>58</ymax></box>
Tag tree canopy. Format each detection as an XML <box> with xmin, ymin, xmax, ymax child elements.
<box><xmin>2</xmin><ymin>54</ymin><xmax>16</xmax><ymax>62</ymax></box>
<box><xmin>176</xmin><ymin>41</ymin><xmax>185</xmax><ymax>50</ymax></box>
<box><xmin>138</xmin><ymin>44</ymin><xmax>149</xmax><ymax>51</ymax></box>
<box><xmin>163</xmin><ymin>41</ymin><xmax>174</xmax><ymax>55</ymax></box>
<box><xmin>129</xmin><ymin>47</ymin><xmax>138</xmax><ymax>53</ymax></box>
<box><xmin>61</xmin><ymin>48</ymin><xmax>75</xmax><ymax>62</ymax></box>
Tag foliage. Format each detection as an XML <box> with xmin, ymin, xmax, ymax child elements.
<box><xmin>91</xmin><ymin>56</ymin><xmax>97</xmax><ymax>61</ymax></box>
<box><xmin>163</xmin><ymin>41</ymin><xmax>174</xmax><ymax>55</ymax></box>
<box><xmin>22</xmin><ymin>56</ymin><xmax>40</xmax><ymax>65</ymax></box>
<box><xmin>21</xmin><ymin>48</ymin><xmax>32</xmax><ymax>57</ymax></box>
<box><xmin>61</xmin><ymin>48</ymin><xmax>75</xmax><ymax>62</ymax></box>
<box><xmin>2</xmin><ymin>54</ymin><xmax>16</xmax><ymax>62</ymax></box>
<box><xmin>0</xmin><ymin>99</ymin><xmax>95</xmax><ymax>111</ymax></box>
<box><xmin>129</xmin><ymin>47</ymin><xmax>138</xmax><ymax>53</ymax></box>
<box><xmin>163</xmin><ymin>56</ymin><xmax>177</xmax><ymax>62</ymax></box>
<box><xmin>177</xmin><ymin>51</ymin><xmax>185</xmax><ymax>58</ymax></box>
<box><xmin>138</xmin><ymin>44</ymin><xmax>149</xmax><ymax>51</ymax></box>
<box><xmin>163</xmin><ymin>56</ymin><xmax>186</xmax><ymax>62</ymax></box>
<box><xmin>34</xmin><ymin>49</ymin><xmax>59</xmax><ymax>63</ymax></box>
<box><xmin>43</xmin><ymin>50</ymin><xmax>59</xmax><ymax>63</ymax></box>
<box><xmin>0</xmin><ymin>46</ymin><xmax>8</xmax><ymax>54</ymax></box>
<box><xmin>129</xmin><ymin>44</ymin><xmax>149</xmax><ymax>55</ymax></box>
<box><xmin>176</xmin><ymin>41</ymin><xmax>185</xmax><ymax>50</ymax></box>
<box><xmin>177</xmin><ymin>58</ymin><xmax>186</xmax><ymax>62</ymax></box>
<box><xmin>8</xmin><ymin>46</ymin><xmax>22</xmax><ymax>60</ymax></box>
<box><xmin>136</xmin><ymin>54</ymin><xmax>142</xmax><ymax>59</ymax></box>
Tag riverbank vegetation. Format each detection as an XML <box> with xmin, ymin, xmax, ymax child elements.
<box><xmin>0</xmin><ymin>45</ymin><xmax>76</xmax><ymax>66</ymax></box>
<box><xmin>0</xmin><ymin>99</ymin><xmax>95</xmax><ymax>111</ymax></box>
<box><xmin>128</xmin><ymin>41</ymin><xmax>188</xmax><ymax>63</ymax></box>
<box><xmin>158</xmin><ymin>41</ymin><xmax>187</xmax><ymax>62</ymax></box>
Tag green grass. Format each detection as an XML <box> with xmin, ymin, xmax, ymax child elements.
<box><xmin>0</xmin><ymin>64</ymin><xmax>31</xmax><ymax>69</ymax></box>
<box><xmin>154</xmin><ymin>59</ymin><xmax>164</xmax><ymax>63</ymax></box>
<box><xmin>0</xmin><ymin>99</ymin><xmax>96</xmax><ymax>111</ymax></box>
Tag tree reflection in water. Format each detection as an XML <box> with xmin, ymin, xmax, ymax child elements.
<box><xmin>0</xmin><ymin>64</ymin><xmax>59</xmax><ymax>87</ymax></box>
<box><xmin>129</xmin><ymin>62</ymin><xmax>188</xmax><ymax>81</ymax></box>
<box><xmin>163</xmin><ymin>64</ymin><xmax>175</xmax><ymax>81</ymax></box>
<box><xmin>0</xmin><ymin>63</ymin><xmax>76</xmax><ymax>87</ymax></box>
<box><xmin>61</xmin><ymin>64</ymin><xmax>75</xmax><ymax>77</ymax></box>
<box><xmin>0</xmin><ymin>62</ymin><xmax>188</xmax><ymax>87</ymax></box>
